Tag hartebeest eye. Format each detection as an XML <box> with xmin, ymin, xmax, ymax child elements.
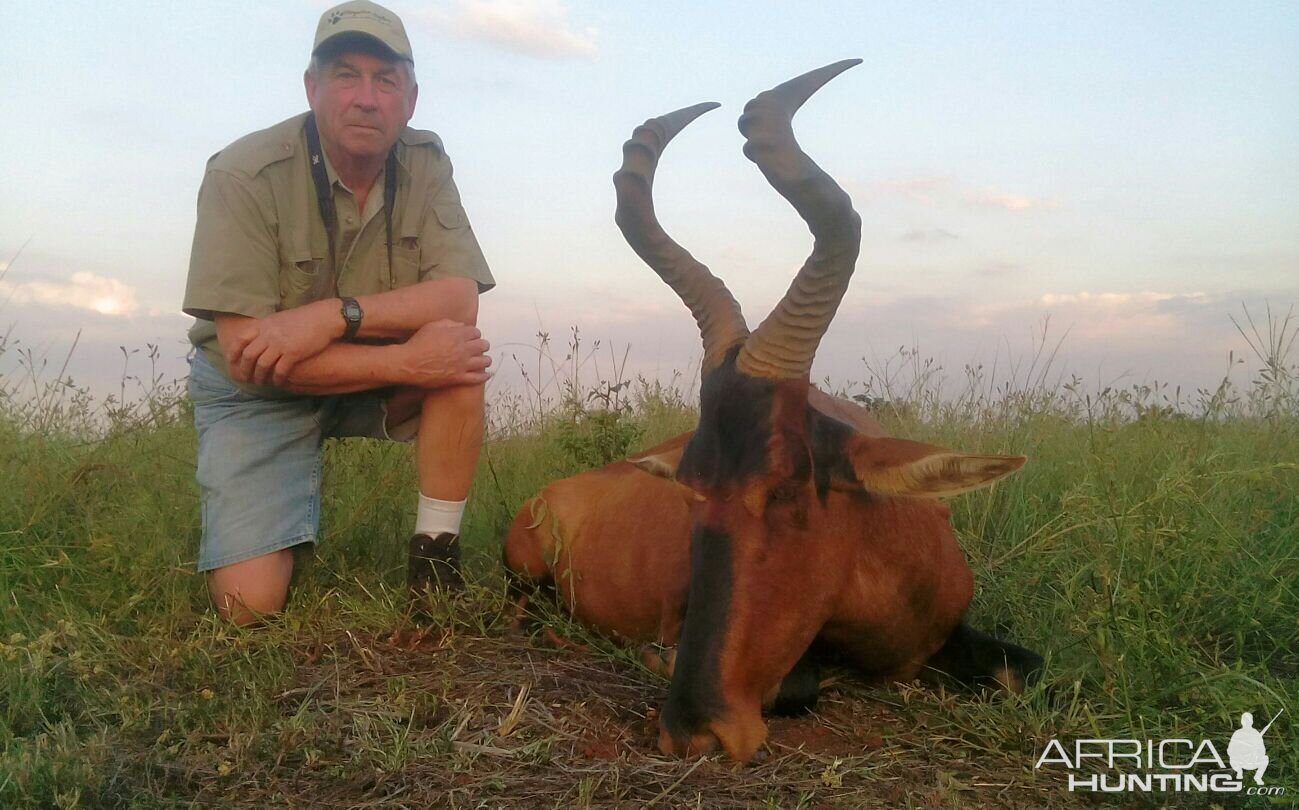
<box><xmin>761</xmin><ymin>480</ymin><xmax>810</xmax><ymax>528</ymax></box>
<box><xmin>769</xmin><ymin>482</ymin><xmax>800</xmax><ymax>503</ymax></box>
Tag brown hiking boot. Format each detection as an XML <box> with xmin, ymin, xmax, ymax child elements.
<box><xmin>408</xmin><ymin>532</ymin><xmax>464</xmax><ymax>597</ymax></box>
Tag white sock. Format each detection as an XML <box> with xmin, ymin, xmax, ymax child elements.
<box><xmin>415</xmin><ymin>494</ymin><xmax>466</xmax><ymax>537</ymax></box>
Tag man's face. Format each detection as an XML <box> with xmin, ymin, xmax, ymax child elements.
<box><xmin>305</xmin><ymin>49</ymin><xmax>417</xmax><ymax>163</ymax></box>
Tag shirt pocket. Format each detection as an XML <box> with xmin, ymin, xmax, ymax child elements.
<box><xmin>390</xmin><ymin>237</ymin><xmax>422</xmax><ymax>289</ymax></box>
<box><xmin>413</xmin><ymin>202</ymin><xmax>474</xmax><ymax>283</ymax></box>
<box><xmin>279</xmin><ymin>253</ymin><xmax>331</xmax><ymax>310</ymax></box>
<box><xmin>433</xmin><ymin>202</ymin><xmax>468</xmax><ymax>230</ymax></box>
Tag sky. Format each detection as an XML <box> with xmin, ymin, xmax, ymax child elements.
<box><xmin>1</xmin><ymin>0</ymin><xmax>1297</xmax><ymax>407</ymax></box>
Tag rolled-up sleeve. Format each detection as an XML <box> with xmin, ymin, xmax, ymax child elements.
<box><xmin>182</xmin><ymin>169</ymin><xmax>282</xmax><ymax>321</ymax></box>
<box><xmin>418</xmin><ymin>159</ymin><xmax>495</xmax><ymax>293</ymax></box>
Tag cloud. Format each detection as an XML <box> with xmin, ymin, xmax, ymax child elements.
<box><xmin>964</xmin><ymin>187</ymin><xmax>1058</xmax><ymax>212</ymax></box>
<box><xmin>871</xmin><ymin>176</ymin><xmax>1057</xmax><ymax>212</ymax></box>
<box><xmin>900</xmin><ymin>228</ymin><xmax>959</xmax><ymax>243</ymax></box>
<box><xmin>0</xmin><ymin>271</ymin><xmax>140</xmax><ymax>317</ymax></box>
<box><xmin>956</xmin><ymin>290</ymin><xmax>1212</xmax><ymax>342</ymax></box>
<box><xmin>423</xmin><ymin>0</ymin><xmax>598</xmax><ymax>60</ymax></box>
<box><xmin>974</xmin><ymin>261</ymin><xmax>1019</xmax><ymax>277</ymax></box>
<box><xmin>1036</xmin><ymin>291</ymin><xmax>1210</xmax><ymax>309</ymax></box>
<box><xmin>873</xmin><ymin>177</ymin><xmax>951</xmax><ymax>207</ymax></box>
<box><xmin>808</xmin><ymin>287</ymin><xmax>1291</xmax><ymax>399</ymax></box>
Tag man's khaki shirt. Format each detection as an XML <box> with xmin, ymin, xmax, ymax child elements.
<box><xmin>183</xmin><ymin>112</ymin><xmax>494</xmax><ymax>397</ymax></box>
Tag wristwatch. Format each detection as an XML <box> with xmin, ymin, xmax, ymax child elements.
<box><xmin>340</xmin><ymin>297</ymin><xmax>363</xmax><ymax>341</ymax></box>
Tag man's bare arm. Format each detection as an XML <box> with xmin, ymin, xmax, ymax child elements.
<box><xmin>355</xmin><ymin>276</ymin><xmax>479</xmax><ymax>337</ymax></box>
<box><xmin>221</xmin><ymin>277</ymin><xmax>481</xmax><ymax>387</ymax></box>
<box><xmin>215</xmin><ymin>313</ymin><xmax>490</xmax><ymax>395</ymax></box>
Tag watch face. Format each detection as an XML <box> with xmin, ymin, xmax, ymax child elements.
<box><xmin>344</xmin><ymin>300</ymin><xmax>362</xmax><ymax>321</ymax></box>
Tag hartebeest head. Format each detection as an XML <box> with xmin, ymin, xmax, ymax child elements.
<box><xmin>613</xmin><ymin>61</ymin><xmax>1027</xmax><ymax>761</ymax></box>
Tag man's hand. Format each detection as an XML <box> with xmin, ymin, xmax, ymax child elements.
<box><xmin>399</xmin><ymin>320</ymin><xmax>492</xmax><ymax>388</ymax></box>
<box><xmin>226</xmin><ymin>300</ymin><xmax>343</xmax><ymax>386</ymax></box>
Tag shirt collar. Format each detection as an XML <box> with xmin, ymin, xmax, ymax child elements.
<box><xmin>394</xmin><ymin>137</ymin><xmax>414</xmax><ymax>178</ymax></box>
<box><xmin>310</xmin><ymin>136</ymin><xmax>386</xmax><ymax>223</ymax></box>
<box><xmin>312</xmin><ymin>134</ymin><xmax>400</xmax><ymax>192</ymax></box>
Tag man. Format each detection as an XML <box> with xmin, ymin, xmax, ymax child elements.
<box><xmin>182</xmin><ymin>0</ymin><xmax>494</xmax><ymax>624</ymax></box>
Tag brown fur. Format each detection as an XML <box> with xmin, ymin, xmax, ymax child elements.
<box><xmin>504</xmin><ymin>419</ymin><xmax>980</xmax><ymax>761</ymax></box>
<box><xmin>503</xmin><ymin>434</ymin><xmax>693</xmax><ymax>645</ymax></box>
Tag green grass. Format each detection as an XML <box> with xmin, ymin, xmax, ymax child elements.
<box><xmin>1</xmin><ymin>323</ymin><xmax>1296</xmax><ymax>808</ymax></box>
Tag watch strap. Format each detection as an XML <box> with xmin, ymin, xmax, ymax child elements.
<box><xmin>340</xmin><ymin>296</ymin><xmax>363</xmax><ymax>341</ymax></box>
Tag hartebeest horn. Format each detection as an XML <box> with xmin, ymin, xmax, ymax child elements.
<box><xmin>614</xmin><ymin>102</ymin><xmax>750</xmax><ymax>372</ymax></box>
<box><xmin>736</xmin><ymin>59</ymin><xmax>863</xmax><ymax>380</ymax></box>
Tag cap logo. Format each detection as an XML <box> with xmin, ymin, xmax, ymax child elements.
<box><xmin>327</xmin><ymin>9</ymin><xmax>393</xmax><ymax>26</ymax></box>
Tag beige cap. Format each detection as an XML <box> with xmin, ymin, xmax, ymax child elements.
<box><xmin>313</xmin><ymin>1</ymin><xmax>413</xmax><ymax>63</ymax></box>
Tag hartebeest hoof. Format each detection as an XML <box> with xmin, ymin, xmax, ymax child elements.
<box><xmin>640</xmin><ymin>644</ymin><xmax>678</xmax><ymax>679</ymax></box>
<box><xmin>924</xmin><ymin>623</ymin><xmax>1044</xmax><ymax>695</ymax></box>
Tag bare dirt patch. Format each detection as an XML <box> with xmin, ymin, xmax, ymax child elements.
<box><xmin>151</xmin><ymin>600</ymin><xmax>1092</xmax><ymax>809</ymax></box>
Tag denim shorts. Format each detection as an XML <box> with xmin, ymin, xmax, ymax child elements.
<box><xmin>188</xmin><ymin>351</ymin><xmax>417</xmax><ymax>572</ymax></box>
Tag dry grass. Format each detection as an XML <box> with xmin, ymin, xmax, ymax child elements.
<box><xmin>123</xmin><ymin>589</ymin><xmax>1079</xmax><ymax>810</ymax></box>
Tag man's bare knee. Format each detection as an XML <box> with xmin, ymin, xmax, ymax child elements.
<box><xmin>207</xmin><ymin>548</ymin><xmax>296</xmax><ymax>625</ymax></box>
<box><xmin>422</xmin><ymin>380</ymin><xmax>485</xmax><ymax>407</ymax></box>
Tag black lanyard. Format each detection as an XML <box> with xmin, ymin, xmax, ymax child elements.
<box><xmin>304</xmin><ymin>112</ymin><xmax>398</xmax><ymax>295</ymax></box>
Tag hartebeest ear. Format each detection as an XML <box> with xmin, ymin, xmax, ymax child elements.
<box><xmin>833</xmin><ymin>435</ymin><xmax>1026</xmax><ymax>498</ymax></box>
<box><xmin>628</xmin><ymin>446</ymin><xmax>708</xmax><ymax>503</ymax></box>
<box><xmin>628</xmin><ymin>446</ymin><xmax>684</xmax><ymax>479</ymax></box>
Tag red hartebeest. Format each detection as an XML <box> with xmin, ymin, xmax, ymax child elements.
<box><xmin>504</xmin><ymin>61</ymin><xmax>1042</xmax><ymax>763</ymax></box>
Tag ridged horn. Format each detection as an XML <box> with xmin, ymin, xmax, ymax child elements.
<box><xmin>614</xmin><ymin>102</ymin><xmax>749</xmax><ymax>372</ymax></box>
<box><xmin>735</xmin><ymin>59</ymin><xmax>863</xmax><ymax>380</ymax></box>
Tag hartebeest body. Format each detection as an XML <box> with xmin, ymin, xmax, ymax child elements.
<box><xmin>504</xmin><ymin>61</ymin><xmax>1043</xmax><ymax>762</ymax></box>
